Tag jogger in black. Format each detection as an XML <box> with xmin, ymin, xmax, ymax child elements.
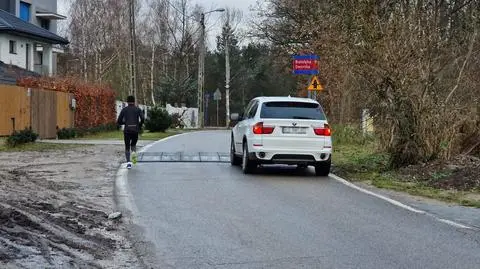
<box><xmin>117</xmin><ymin>95</ymin><xmax>145</xmax><ymax>168</ymax></box>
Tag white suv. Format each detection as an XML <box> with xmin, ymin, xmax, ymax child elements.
<box><xmin>230</xmin><ymin>96</ymin><xmax>332</xmax><ymax>176</ymax></box>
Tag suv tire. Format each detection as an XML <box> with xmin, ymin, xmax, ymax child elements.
<box><xmin>315</xmin><ymin>157</ymin><xmax>331</xmax><ymax>177</ymax></box>
<box><xmin>242</xmin><ymin>142</ymin><xmax>256</xmax><ymax>174</ymax></box>
<box><xmin>230</xmin><ymin>138</ymin><xmax>241</xmax><ymax>166</ymax></box>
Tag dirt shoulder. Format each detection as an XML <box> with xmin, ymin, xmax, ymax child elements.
<box><xmin>0</xmin><ymin>144</ymin><xmax>142</xmax><ymax>269</ymax></box>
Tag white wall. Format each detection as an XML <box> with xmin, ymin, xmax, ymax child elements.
<box><xmin>0</xmin><ymin>34</ymin><xmax>32</xmax><ymax>69</ymax></box>
<box><xmin>115</xmin><ymin>102</ymin><xmax>199</xmax><ymax>129</ymax></box>
<box><xmin>165</xmin><ymin>104</ymin><xmax>198</xmax><ymax>129</ymax></box>
<box><xmin>115</xmin><ymin>101</ymin><xmax>151</xmax><ymax>121</ymax></box>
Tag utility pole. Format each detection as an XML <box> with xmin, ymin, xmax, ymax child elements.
<box><xmin>197</xmin><ymin>9</ymin><xmax>225</xmax><ymax>129</ymax></box>
<box><xmin>225</xmin><ymin>24</ymin><xmax>231</xmax><ymax>128</ymax></box>
<box><xmin>128</xmin><ymin>0</ymin><xmax>137</xmax><ymax>102</ymax></box>
<box><xmin>197</xmin><ymin>13</ymin><xmax>206</xmax><ymax>128</ymax></box>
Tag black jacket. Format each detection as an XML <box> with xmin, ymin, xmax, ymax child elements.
<box><xmin>117</xmin><ymin>105</ymin><xmax>145</xmax><ymax>133</ymax></box>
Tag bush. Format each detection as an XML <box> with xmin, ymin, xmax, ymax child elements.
<box><xmin>56</xmin><ymin>124</ymin><xmax>117</xmax><ymax>139</ymax></box>
<box><xmin>75</xmin><ymin>124</ymin><xmax>117</xmax><ymax>138</ymax></box>
<box><xmin>145</xmin><ymin>106</ymin><xmax>172</xmax><ymax>132</ymax></box>
<box><xmin>57</xmin><ymin>128</ymin><xmax>76</xmax><ymax>139</ymax></box>
<box><xmin>7</xmin><ymin>128</ymin><xmax>39</xmax><ymax>147</ymax></box>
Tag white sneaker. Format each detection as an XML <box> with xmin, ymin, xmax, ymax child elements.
<box><xmin>126</xmin><ymin>162</ymin><xmax>133</xmax><ymax>169</ymax></box>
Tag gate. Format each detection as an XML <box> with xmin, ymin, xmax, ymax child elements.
<box><xmin>31</xmin><ymin>89</ymin><xmax>57</xmax><ymax>139</ymax></box>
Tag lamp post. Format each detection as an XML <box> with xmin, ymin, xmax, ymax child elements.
<box><xmin>197</xmin><ymin>8</ymin><xmax>225</xmax><ymax>128</ymax></box>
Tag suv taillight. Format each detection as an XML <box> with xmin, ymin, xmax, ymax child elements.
<box><xmin>314</xmin><ymin>124</ymin><xmax>331</xmax><ymax>136</ymax></box>
<box><xmin>253</xmin><ymin>122</ymin><xmax>275</xmax><ymax>134</ymax></box>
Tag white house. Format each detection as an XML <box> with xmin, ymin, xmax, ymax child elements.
<box><xmin>0</xmin><ymin>0</ymin><xmax>68</xmax><ymax>76</ymax></box>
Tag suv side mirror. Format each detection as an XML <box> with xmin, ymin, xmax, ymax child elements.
<box><xmin>230</xmin><ymin>113</ymin><xmax>241</xmax><ymax>121</ymax></box>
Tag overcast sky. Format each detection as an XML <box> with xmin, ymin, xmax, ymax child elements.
<box><xmin>57</xmin><ymin>0</ymin><xmax>258</xmax><ymax>49</ymax></box>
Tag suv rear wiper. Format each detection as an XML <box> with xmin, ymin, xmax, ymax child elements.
<box><xmin>292</xmin><ymin>116</ymin><xmax>314</xmax><ymax>120</ymax></box>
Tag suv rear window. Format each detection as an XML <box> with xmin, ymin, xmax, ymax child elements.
<box><xmin>260</xmin><ymin>102</ymin><xmax>326</xmax><ymax>120</ymax></box>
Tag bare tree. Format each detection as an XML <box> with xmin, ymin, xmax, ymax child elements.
<box><xmin>254</xmin><ymin>0</ymin><xmax>480</xmax><ymax>166</ymax></box>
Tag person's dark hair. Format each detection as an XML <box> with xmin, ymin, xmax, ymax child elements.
<box><xmin>127</xmin><ymin>95</ymin><xmax>135</xmax><ymax>103</ymax></box>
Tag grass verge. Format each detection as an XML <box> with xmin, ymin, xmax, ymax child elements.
<box><xmin>332</xmin><ymin>126</ymin><xmax>480</xmax><ymax>208</ymax></box>
<box><xmin>0</xmin><ymin>138</ymin><xmax>87</xmax><ymax>152</ymax></box>
<box><xmin>79</xmin><ymin>129</ymin><xmax>185</xmax><ymax>140</ymax></box>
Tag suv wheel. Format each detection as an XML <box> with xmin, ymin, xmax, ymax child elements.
<box><xmin>315</xmin><ymin>157</ymin><xmax>331</xmax><ymax>177</ymax></box>
<box><xmin>230</xmin><ymin>138</ymin><xmax>241</xmax><ymax>166</ymax></box>
<box><xmin>242</xmin><ymin>142</ymin><xmax>255</xmax><ymax>174</ymax></box>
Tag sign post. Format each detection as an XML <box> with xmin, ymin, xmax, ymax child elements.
<box><xmin>205</xmin><ymin>93</ymin><xmax>210</xmax><ymax>127</ymax></box>
<box><xmin>213</xmin><ymin>88</ymin><xmax>222</xmax><ymax>127</ymax></box>
<box><xmin>307</xmin><ymin>75</ymin><xmax>323</xmax><ymax>100</ymax></box>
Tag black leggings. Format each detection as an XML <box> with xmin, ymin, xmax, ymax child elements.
<box><xmin>124</xmin><ymin>132</ymin><xmax>138</xmax><ymax>162</ymax></box>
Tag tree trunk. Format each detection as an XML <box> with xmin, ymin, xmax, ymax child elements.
<box><xmin>150</xmin><ymin>43</ymin><xmax>156</xmax><ymax>106</ymax></box>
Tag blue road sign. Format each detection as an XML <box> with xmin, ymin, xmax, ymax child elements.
<box><xmin>293</xmin><ymin>54</ymin><xmax>319</xmax><ymax>75</ymax></box>
<box><xmin>294</xmin><ymin>70</ymin><xmax>319</xmax><ymax>75</ymax></box>
<box><xmin>293</xmin><ymin>55</ymin><xmax>319</xmax><ymax>60</ymax></box>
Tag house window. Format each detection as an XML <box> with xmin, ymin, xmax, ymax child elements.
<box><xmin>19</xmin><ymin>1</ymin><xmax>31</xmax><ymax>22</ymax></box>
<box><xmin>40</xmin><ymin>19</ymin><xmax>50</xmax><ymax>30</ymax></box>
<box><xmin>9</xmin><ymin>40</ymin><xmax>17</xmax><ymax>54</ymax></box>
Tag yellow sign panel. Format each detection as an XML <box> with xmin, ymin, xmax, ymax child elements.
<box><xmin>307</xmin><ymin>76</ymin><xmax>323</xmax><ymax>91</ymax></box>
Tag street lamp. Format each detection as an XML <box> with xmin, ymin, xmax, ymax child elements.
<box><xmin>197</xmin><ymin>8</ymin><xmax>225</xmax><ymax>128</ymax></box>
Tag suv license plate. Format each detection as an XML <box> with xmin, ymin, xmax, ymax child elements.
<box><xmin>282</xmin><ymin>127</ymin><xmax>307</xmax><ymax>134</ymax></box>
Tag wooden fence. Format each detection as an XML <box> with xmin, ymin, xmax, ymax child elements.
<box><xmin>0</xmin><ymin>85</ymin><xmax>74</xmax><ymax>138</ymax></box>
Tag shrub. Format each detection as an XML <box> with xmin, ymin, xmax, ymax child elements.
<box><xmin>145</xmin><ymin>106</ymin><xmax>172</xmax><ymax>132</ymax></box>
<box><xmin>74</xmin><ymin>124</ymin><xmax>117</xmax><ymax>138</ymax></box>
<box><xmin>57</xmin><ymin>128</ymin><xmax>76</xmax><ymax>139</ymax></box>
<box><xmin>7</xmin><ymin>128</ymin><xmax>39</xmax><ymax>147</ymax></box>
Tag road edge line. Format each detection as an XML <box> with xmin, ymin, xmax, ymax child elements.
<box><xmin>116</xmin><ymin>132</ymin><xmax>191</xmax><ymax>215</ymax></box>
<box><xmin>330</xmin><ymin>174</ymin><xmax>426</xmax><ymax>214</ymax></box>
<box><xmin>114</xmin><ymin>166</ymin><xmax>139</xmax><ymax>217</ymax></box>
<box><xmin>436</xmin><ymin>218</ymin><xmax>473</xmax><ymax>229</ymax></box>
<box><xmin>330</xmin><ymin>174</ymin><xmax>474</xmax><ymax>229</ymax></box>
<box><xmin>114</xmin><ymin>133</ymin><xmax>195</xmax><ymax>269</ymax></box>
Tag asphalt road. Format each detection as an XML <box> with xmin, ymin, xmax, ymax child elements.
<box><xmin>125</xmin><ymin>131</ymin><xmax>480</xmax><ymax>269</ymax></box>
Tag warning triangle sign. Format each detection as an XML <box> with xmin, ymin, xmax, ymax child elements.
<box><xmin>307</xmin><ymin>76</ymin><xmax>323</xmax><ymax>91</ymax></box>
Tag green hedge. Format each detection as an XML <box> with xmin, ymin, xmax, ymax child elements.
<box><xmin>56</xmin><ymin>124</ymin><xmax>117</xmax><ymax>139</ymax></box>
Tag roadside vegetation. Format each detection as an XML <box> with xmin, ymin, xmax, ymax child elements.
<box><xmin>333</xmin><ymin>125</ymin><xmax>480</xmax><ymax>208</ymax></box>
<box><xmin>0</xmin><ymin>132</ymin><xmax>84</xmax><ymax>152</ymax></box>
<box><xmin>250</xmin><ymin>1</ymin><xmax>480</xmax><ymax>207</ymax></box>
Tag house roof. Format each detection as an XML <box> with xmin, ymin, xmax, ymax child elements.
<box><xmin>0</xmin><ymin>9</ymin><xmax>69</xmax><ymax>44</ymax></box>
<box><xmin>0</xmin><ymin>61</ymin><xmax>40</xmax><ymax>85</ymax></box>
